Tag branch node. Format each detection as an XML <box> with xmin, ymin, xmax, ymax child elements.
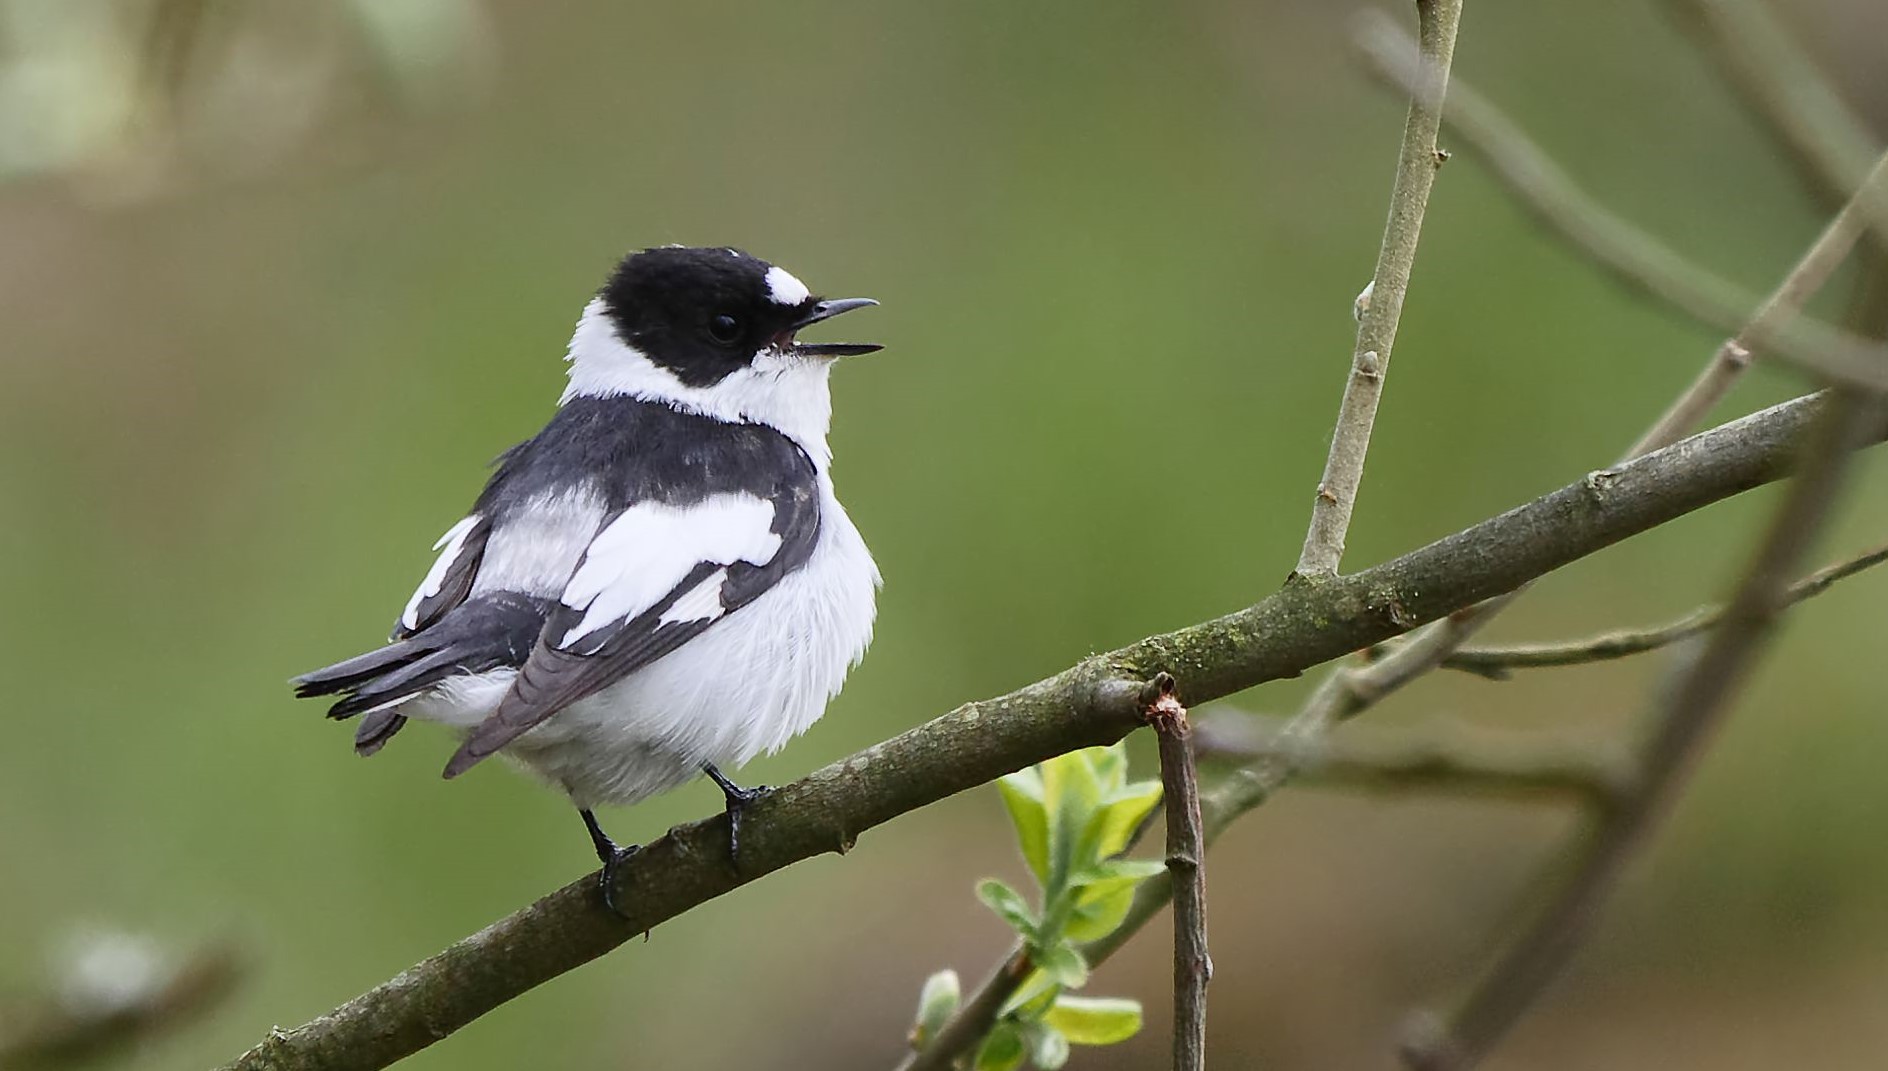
<box><xmin>1139</xmin><ymin>672</ymin><xmax>1188</xmax><ymax>734</ymax></box>
<box><xmin>1582</xmin><ymin>468</ymin><xmax>1620</xmax><ymax>497</ymax></box>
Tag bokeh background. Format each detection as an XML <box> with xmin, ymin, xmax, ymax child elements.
<box><xmin>3</xmin><ymin>1</ymin><xmax>1887</xmax><ymax>1068</ymax></box>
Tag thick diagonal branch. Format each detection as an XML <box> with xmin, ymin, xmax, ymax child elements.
<box><xmin>220</xmin><ymin>393</ymin><xmax>1877</xmax><ymax>1071</ymax></box>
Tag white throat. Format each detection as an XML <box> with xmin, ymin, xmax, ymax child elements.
<box><xmin>560</xmin><ymin>298</ymin><xmax>836</xmax><ymax>468</ymax></box>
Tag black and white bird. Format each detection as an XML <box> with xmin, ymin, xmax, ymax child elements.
<box><xmin>292</xmin><ymin>246</ymin><xmax>883</xmax><ymax>910</ymax></box>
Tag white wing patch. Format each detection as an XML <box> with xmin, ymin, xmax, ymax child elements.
<box><xmin>764</xmin><ymin>265</ymin><xmax>810</xmax><ymax>306</ymax></box>
<box><xmin>659</xmin><ymin>567</ymin><xmax>730</xmax><ymax>625</ymax></box>
<box><xmin>470</xmin><ymin>487</ymin><xmax>606</xmax><ymax>597</ymax></box>
<box><xmin>558</xmin><ymin>494</ymin><xmax>782</xmax><ymax>649</ymax></box>
<box><xmin>400</xmin><ymin>515</ymin><xmax>481</xmax><ymax>631</ymax></box>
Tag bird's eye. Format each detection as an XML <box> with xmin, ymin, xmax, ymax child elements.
<box><xmin>707</xmin><ymin>313</ymin><xmax>741</xmax><ymax>344</ymax></box>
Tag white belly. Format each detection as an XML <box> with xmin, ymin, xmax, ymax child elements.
<box><xmin>407</xmin><ymin>490</ymin><xmax>879</xmax><ymax>809</ymax></box>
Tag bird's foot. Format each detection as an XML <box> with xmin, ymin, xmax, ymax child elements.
<box><xmin>581</xmin><ymin>808</ymin><xmax>641</xmax><ymax>919</ymax></box>
<box><xmin>597</xmin><ymin>843</ymin><xmax>642</xmax><ymax>918</ymax></box>
<box><xmin>702</xmin><ymin>763</ymin><xmax>772</xmax><ymax>873</ymax></box>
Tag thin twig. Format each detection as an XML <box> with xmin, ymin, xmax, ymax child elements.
<box><xmin>1294</xmin><ymin>140</ymin><xmax>1888</xmax><ymax>714</ymax></box>
<box><xmin>935</xmin><ymin>36</ymin><xmax>1888</xmax><ymax>1050</ymax></box>
<box><xmin>1306</xmin><ymin>21</ymin><xmax>1888</xmax><ymax>744</ymax></box>
<box><xmin>895</xmin><ymin>951</ymin><xmax>1030</xmax><ymax>1071</ymax></box>
<box><xmin>1661</xmin><ymin>0</ymin><xmax>1885</xmax><ymax>218</ymax></box>
<box><xmin>1437</xmin><ymin>541</ymin><xmax>1888</xmax><ymax>676</ymax></box>
<box><xmin>215</xmin><ymin>395</ymin><xmax>1865</xmax><ymax>1071</ymax></box>
<box><xmin>1142</xmin><ymin>674</ymin><xmax>1210</xmax><ymax>1071</ymax></box>
<box><xmin>1194</xmin><ymin>719</ymin><xmax>1629</xmax><ymax>808</ymax></box>
<box><xmin>0</xmin><ymin>941</ymin><xmax>241</xmax><ymax>1071</ymax></box>
<box><xmin>1295</xmin><ymin>0</ymin><xmax>1465</xmax><ymax>578</ymax></box>
<box><xmin>1356</xmin><ymin>11</ymin><xmax>1888</xmax><ymax>393</ymax></box>
<box><xmin>1401</xmin><ymin>391</ymin><xmax>1887</xmax><ymax>1071</ymax></box>
<box><xmin>1038</xmin><ymin>376</ymin><xmax>1883</xmax><ymax>1030</ymax></box>
<box><xmin>1627</xmin><ymin>167</ymin><xmax>1884</xmax><ymax>455</ymax></box>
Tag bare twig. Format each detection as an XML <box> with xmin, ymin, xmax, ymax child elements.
<box><xmin>1195</xmin><ymin>719</ymin><xmax>1628</xmax><ymax>808</ymax></box>
<box><xmin>1295</xmin><ymin>0</ymin><xmax>1465</xmax><ymax>578</ymax></box>
<box><xmin>0</xmin><ymin>939</ymin><xmax>241</xmax><ymax>1071</ymax></box>
<box><xmin>1050</xmin><ymin>400</ymin><xmax>1885</xmax><ymax>1028</ymax></box>
<box><xmin>1437</xmin><ymin>541</ymin><xmax>1888</xmax><ymax>676</ymax></box>
<box><xmin>895</xmin><ymin>951</ymin><xmax>1030</xmax><ymax>1071</ymax></box>
<box><xmin>217</xmin><ymin>395</ymin><xmax>1867</xmax><ymax>1071</ymax></box>
<box><xmin>1627</xmin><ymin>161</ymin><xmax>1886</xmax><ymax>455</ymax></box>
<box><xmin>1401</xmin><ymin>391</ymin><xmax>1887</xmax><ymax>1071</ymax></box>
<box><xmin>1286</xmin><ymin>142</ymin><xmax>1888</xmax><ymax>716</ymax></box>
<box><xmin>1142</xmin><ymin>674</ymin><xmax>1210</xmax><ymax>1071</ymax></box>
<box><xmin>1611</xmin><ymin>0</ymin><xmax>1888</xmax><ymax>452</ymax></box>
<box><xmin>924</xmin><ymin>26</ymin><xmax>1888</xmax><ymax>1059</ymax></box>
<box><xmin>1304</xmin><ymin>24</ymin><xmax>1888</xmax><ymax>749</ymax></box>
<box><xmin>1661</xmin><ymin>0</ymin><xmax>1885</xmax><ymax>218</ymax></box>
<box><xmin>1356</xmin><ymin>12</ymin><xmax>1888</xmax><ymax>393</ymax></box>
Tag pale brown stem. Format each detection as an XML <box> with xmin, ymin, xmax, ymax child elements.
<box><xmin>1294</xmin><ymin>0</ymin><xmax>1465</xmax><ymax>578</ymax></box>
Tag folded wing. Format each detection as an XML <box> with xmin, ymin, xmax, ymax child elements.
<box><xmin>442</xmin><ymin>484</ymin><xmax>819</xmax><ymax>777</ymax></box>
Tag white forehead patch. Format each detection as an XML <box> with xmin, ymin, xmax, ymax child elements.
<box><xmin>764</xmin><ymin>265</ymin><xmax>811</xmax><ymax>306</ymax></box>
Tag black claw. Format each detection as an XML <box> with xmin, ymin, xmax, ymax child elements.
<box><xmin>597</xmin><ymin>843</ymin><xmax>641</xmax><ymax>918</ymax></box>
<box><xmin>702</xmin><ymin>763</ymin><xmax>772</xmax><ymax>872</ymax></box>
<box><xmin>581</xmin><ymin>809</ymin><xmax>641</xmax><ymax>919</ymax></box>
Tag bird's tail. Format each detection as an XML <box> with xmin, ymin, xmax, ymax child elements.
<box><xmin>291</xmin><ymin>640</ymin><xmax>432</xmax><ymax>754</ymax></box>
<box><xmin>292</xmin><ymin>593</ymin><xmax>550</xmax><ymax>756</ymax></box>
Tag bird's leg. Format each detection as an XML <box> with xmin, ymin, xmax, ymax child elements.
<box><xmin>702</xmin><ymin>762</ymin><xmax>771</xmax><ymax>871</ymax></box>
<box><xmin>580</xmin><ymin>808</ymin><xmax>639</xmax><ymax>918</ymax></box>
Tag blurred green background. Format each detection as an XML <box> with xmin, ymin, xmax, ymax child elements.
<box><xmin>3</xmin><ymin>1</ymin><xmax>1887</xmax><ymax>1067</ymax></box>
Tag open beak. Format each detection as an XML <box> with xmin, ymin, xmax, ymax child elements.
<box><xmin>784</xmin><ymin>297</ymin><xmax>881</xmax><ymax>357</ymax></box>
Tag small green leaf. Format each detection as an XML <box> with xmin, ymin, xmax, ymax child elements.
<box><xmin>977</xmin><ymin>879</ymin><xmax>1038</xmax><ymax>938</ymax></box>
<box><xmin>1041</xmin><ymin>749</ymin><xmax>1106</xmax><ymax>892</ymax></box>
<box><xmin>910</xmin><ymin>969</ymin><xmax>960</xmax><ymax>1048</ymax></box>
<box><xmin>1090</xmin><ymin>742</ymin><xmax>1128</xmax><ymax>794</ymax></box>
<box><xmin>1063</xmin><ymin>881</ymin><xmax>1139</xmax><ymax>943</ymax></box>
<box><xmin>998</xmin><ymin>968</ymin><xmax>1059</xmax><ymax>1019</ymax></box>
<box><xmin>997</xmin><ymin>772</ymin><xmax>1050</xmax><ymax>884</ymax></box>
<box><xmin>1091</xmin><ymin>780</ymin><xmax>1163</xmax><ymax>859</ymax></box>
<box><xmin>1034</xmin><ymin>942</ymin><xmax>1089</xmax><ymax>989</ymax></box>
<box><xmin>1063</xmin><ymin>857</ymin><xmax>1169</xmax><ymax>944</ymax></box>
<box><xmin>1027</xmin><ymin>1024</ymin><xmax>1071</xmax><ymax>1069</ymax></box>
<box><xmin>1080</xmin><ymin>857</ymin><xmax>1169</xmax><ymax>885</ymax></box>
<box><xmin>1044</xmin><ymin>996</ymin><xmax>1144</xmax><ymax>1045</ymax></box>
<box><xmin>974</xmin><ymin>1023</ymin><xmax>1027</xmax><ymax>1071</ymax></box>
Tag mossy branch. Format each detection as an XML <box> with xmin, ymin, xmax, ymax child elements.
<box><xmin>220</xmin><ymin>392</ymin><xmax>1875</xmax><ymax>1071</ymax></box>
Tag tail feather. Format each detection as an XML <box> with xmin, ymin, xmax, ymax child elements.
<box><xmin>354</xmin><ymin>709</ymin><xmax>408</xmax><ymax>756</ymax></box>
<box><xmin>292</xmin><ymin>640</ymin><xmax>427</xmax><ymax>702</ymax></box>
<box><xmin>323</xmin><ymin>644</ymin><xmax>476</xmax><ymax>720</ymax></box>
<box><xmin>291</xmin><ymin>592</ymin><xmax>552</xmax><ymax>753</ymax></box>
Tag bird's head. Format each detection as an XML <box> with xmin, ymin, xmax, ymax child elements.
<box><xmin>599</xmin><ymin>246</ymin><xmax>879</xmax><ymax>386</ymax></box>
<box><xmin>563</xmin><ymin>246</ymin><xmax>880</xmax><ymax>454</ymax></box>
